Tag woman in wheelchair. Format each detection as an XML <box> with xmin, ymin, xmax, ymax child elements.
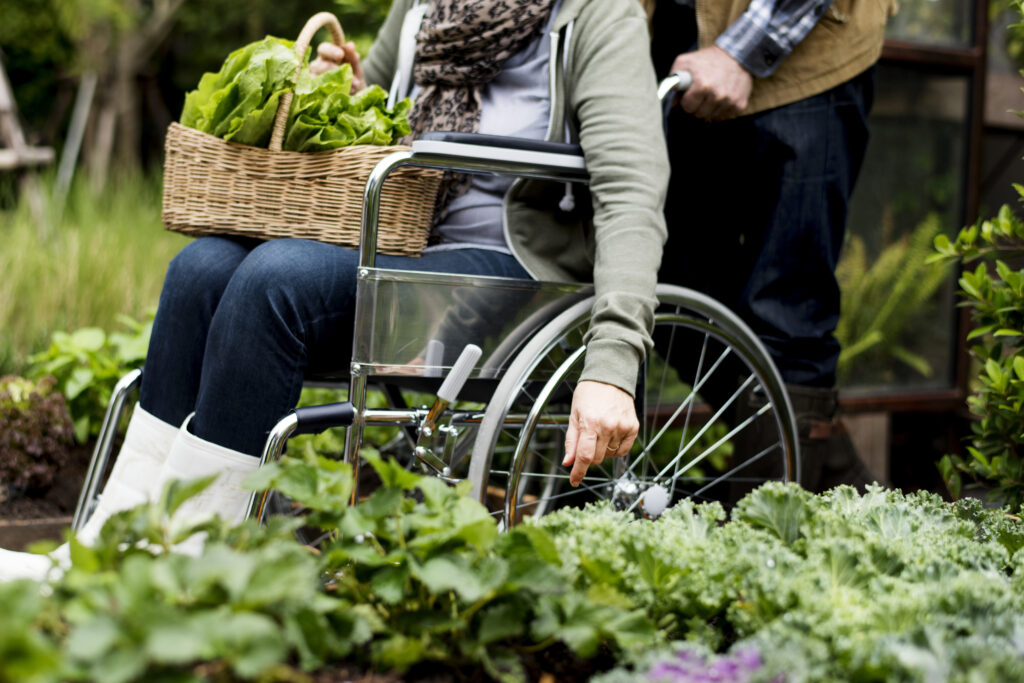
<box><xmin>0</xmin><ymin>0</ymin><xmax>668</xmax><ymax>579</ymax></box>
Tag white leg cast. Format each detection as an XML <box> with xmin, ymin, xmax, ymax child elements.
<box><xmin>161</xmin><ymin>416</ymin><xmax>260</xmax><ymax>555</ymax></box>
<box><xmin>75</xmin><ymin>405</ymin><xmax>180</xmax><ymax>545</ymax></box>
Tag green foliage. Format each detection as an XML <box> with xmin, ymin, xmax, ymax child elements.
<box><xmin>0</xmin><ymin>375</ymin><xmax>75</xmax><ymax>495</ymax></box>
<box><xmin>4</xmin><ymin>462</ymin><xmax>1024</xmax><ymax>681</ymax></box>
<box><xmin>1001</xmin><ymin>0</ymin><xmax>1024</xmax><ymax>71</ymax></box>
<box><xmin>835</xmin><ymin>213</ymin><xmax>952</xmax><ymax>383</ymax></box>
<box><xmin>45</xmin><ymin>477</ymin><xmax>355</xmax><ymax>683</ymax></box>
<box><xmin>0</xmin><ymin>580</ymin><xmax>62</xmax><ymax>683</ymax></box>
<box><xmin>27</xmin><ymin>314</ymin><xmax>152</xmax><ymax>443</ymax></box>
<box><xmin>251</xmin><ymin>451</ymin><xmax>655</xmax><ymax>679</ymax></box>
<box><xmin>180</xmin><ymin>36</ymin><xmax>302</xmax><ymax>146</ymax></box>
<box><xmin>286</xmin><ymin>67</ymin><xmax>411</xmax><ymax>150</ymax></box>
<box><xmin>3</xmin><ymin>456</ymin><xmax>652</xmax><ymax>682</ymax></box>
<box><xmin>932</xmin><ymin>190</ymin><xmax>1024</xmax><ymax>509</ymax></box>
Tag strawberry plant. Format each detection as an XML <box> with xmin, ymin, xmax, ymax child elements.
<box><xmin>27</xmin><ymin>314</ymin><xmax>152</xmax><ymax>442</ymax></box>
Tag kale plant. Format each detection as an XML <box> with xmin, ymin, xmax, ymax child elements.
<box><xmin>535</xmin><ymin>483</ymin><xmax>1024</xmax><ymax>682</ymax></box>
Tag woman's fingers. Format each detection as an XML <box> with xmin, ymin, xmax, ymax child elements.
<box><xmin>564</xmin><ymin>381</ymin><xmax>640</xmax><ymax>487</ymax></box>
<box><xmin>309</xmin><ymin>42</ymin><xmax>365</xmax><ymax>92</ymax></box>
<box><xmin>317</xmin><ymin>42</ymin><xmax>346</xmax><ymax>62</ymax></box>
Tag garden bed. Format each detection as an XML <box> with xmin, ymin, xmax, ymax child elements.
<box><xmin>0</xmin><ymin>442</ymin><xmax>89</xmax><ymax>549</ymax></box>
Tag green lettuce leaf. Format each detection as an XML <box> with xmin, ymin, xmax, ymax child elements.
<box><xmin>180</xmin><ymin>38</ymin><xmax>412</xmax><ymax>151</ymax></box>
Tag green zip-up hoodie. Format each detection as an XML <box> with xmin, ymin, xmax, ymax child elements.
<box><xmin>363</xmin><ymin>0</ymin><xmax>670</xmax><ymax>396</ymax></box>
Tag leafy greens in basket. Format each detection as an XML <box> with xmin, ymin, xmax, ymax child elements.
<box><xmin>180</xmin><ymin>36</ymin><xmax>411</xmax><ymax>152</ymax></box>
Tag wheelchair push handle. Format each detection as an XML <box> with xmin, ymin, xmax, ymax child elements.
<box><xmin>657</xmin><ymin>70</ymin><xmax>693</xmax><ymax>103</ymax></box>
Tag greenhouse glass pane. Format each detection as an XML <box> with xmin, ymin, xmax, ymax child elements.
<box><xmin>839</xmin><ymin>64</ymin><xmax>967</xmax><ymax>395</ymax></box>
<box><xmin>985</xmin><ymin>6</ymin><xmax>1024</xmax><ymax>130</ymax></box>
<box><xmin>885</xmin><ymin>0</ymin><xmax>974</xmax><ymax>48</ymax></box>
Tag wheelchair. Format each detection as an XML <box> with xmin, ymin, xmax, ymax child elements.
<box><xmin>74</xmin><ymin>74</ymin><xmax>799</xmax><ymax>533</ymax></box>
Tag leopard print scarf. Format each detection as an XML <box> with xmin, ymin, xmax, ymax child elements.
<box><xmin>406</xmin><ymin>0</ymin><xmax>556</xmax><ymax>223</ymax></box>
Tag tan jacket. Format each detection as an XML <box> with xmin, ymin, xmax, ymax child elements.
<box><xmin>697</xmin><ymin>0</ymin><xmax>899</xmax><ymax>114</ymax></box>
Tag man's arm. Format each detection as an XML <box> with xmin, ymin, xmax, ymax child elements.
<box><xmin>716</xmin><ymin>0</ymin><xmax>835</xmax><ymax>78</ymax></box>
<box><xmin>673</xmin><ymin>0</ymin><xmax>834</xmax><ymax>120</ymax></box>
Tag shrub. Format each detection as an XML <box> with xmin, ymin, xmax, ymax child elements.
<box><xmin>932</xmin><ymin>200</ymin><xmax>1024</xmax><ymax>510</ymax></box>
<box><xmin>0</xmin><ymin>375</ymin><xmax>75</xmax><ymax>495</ymax></box>
<box><xmin>929</xmin><ymin>0</ymin><xmax>1024</xmax><ymax>511</ymax></box>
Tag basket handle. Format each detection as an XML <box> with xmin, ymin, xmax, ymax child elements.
<box><xmin>269</xmin><ymin>11</ymin><xmax>346</xmax><ymax>152</ymax></box>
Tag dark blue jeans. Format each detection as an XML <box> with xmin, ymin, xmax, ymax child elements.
<box><xmin>139</xmin><ymin>236</ymin><xmax>529</xmax><ymax>455</ymax></box>
<box><xmin>659</xmin><ymin>69</ymin><xmax>874</xmax><ymax>388</ymax></box>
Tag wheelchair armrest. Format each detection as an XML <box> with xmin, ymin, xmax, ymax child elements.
<box><xmin>411</xmin><ymin>131</ymin><xmax>587</xmax><ymax>177</ymax></box>
<box><xmin>360</xmin><ymin>132</ymin><xmax>587</xmax><ymax>267</ymax></box>
<box><xmin>415</xmin><ymin>131</ymin><xmax>584</xmax><ymax>160</ymax></box>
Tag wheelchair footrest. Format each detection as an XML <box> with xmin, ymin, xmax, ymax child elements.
<box><xmin>292</xmin><ymin>402</ymin><xmax>355</xmax><ymax>435</ymax></box>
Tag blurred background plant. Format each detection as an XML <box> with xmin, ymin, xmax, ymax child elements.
<box><xmin>0</xmin><ymin>374</ymin><xmax>75</xmax><ymax>497</ymax></box>
<box><xmin>835</xmin><ymin>213</ymin><xmax>952</xmax><ymax>385</ymax></box>
<box><xmin>0</xmin><ymin>172</ymin><xmax>185</xmax><ymax>377</ymax></box>
<box><xmin>0</xmin><ymin>0</ymin><xmax>392</xmax><ymax>191</ymax></box>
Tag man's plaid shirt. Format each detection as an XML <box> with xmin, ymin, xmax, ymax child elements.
<box><xmin>676</xmin><ymin>0</ymin><xmax>835</xmax><ymax>78</ymax></box>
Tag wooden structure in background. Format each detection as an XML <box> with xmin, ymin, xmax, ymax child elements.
<box><xmin>0</xmin><ymin>54</ymin><xmax>54</xmax><ymax>227</ymax></box>
<box><xmin>0</xmin><ymin>58</ymin><xmax>53</xmax><ymax>171</ymax></box>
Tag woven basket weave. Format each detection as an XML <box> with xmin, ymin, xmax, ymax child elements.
<box><xmin>161</xmin><ymin>12</ymin><xmax>440</xmax><ymax>257</ymax></box>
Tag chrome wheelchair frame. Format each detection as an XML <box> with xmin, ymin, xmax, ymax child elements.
<box><xmin>76</xmin><ymin>74</ymin><xmax>799</xmax><ymax>532</ymax></box>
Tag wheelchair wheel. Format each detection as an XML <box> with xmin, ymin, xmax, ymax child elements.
<box><xmin>467</xmin><ymin>284</ymin><xmax>799</xmax><ymax>527</ymax></box>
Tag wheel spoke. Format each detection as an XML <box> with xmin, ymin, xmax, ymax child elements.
<box><xmin>649</xmin><ymin>373</ymin><xmax>757</xmax><ymax>483</ymax></box>
<box><xmin>626</xmin><ymin>344</ymin><xmax>733</xmax><ymax>479</ymax></box>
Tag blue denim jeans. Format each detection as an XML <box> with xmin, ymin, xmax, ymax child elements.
<box><xmin>139</xmin><ymin>237</ymin><xmax>529</xmax><ymax>455</ymax></box>
<box><xmin>659</xmin><ymin>69</ymin><xmax>874</xmax><ymax>388</ymax></box>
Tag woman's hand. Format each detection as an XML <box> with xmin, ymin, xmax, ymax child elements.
<box><xmin>309</xmin><ymin>41</ymin><xmax>367</xmax><ymax>92</ymax></box>
<box><xmin>562</xmin><ymin>380</ymin><xmax>640</xmax><ymax>487</ymax></box>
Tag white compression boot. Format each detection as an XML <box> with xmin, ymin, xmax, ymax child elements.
<box><xmin>160</xmin><ymin>416</ymin><xmax>260</xmax><ymax>555</ymax></box>
<box><xmin>0</xmin><ymin>405</ymin><xmax>178</xmax><ymax>582</ymax></box>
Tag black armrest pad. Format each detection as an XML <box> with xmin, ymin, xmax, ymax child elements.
<box><xmin>418</xmin><ymin>131</ymin><xmax>583</xmax><ymax>157</ymax></box>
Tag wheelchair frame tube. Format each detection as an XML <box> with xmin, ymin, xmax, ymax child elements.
<box><xmin>72</xmin><ymin>368</ymin><xmax>143</xmax><ymax>532</ymax></box>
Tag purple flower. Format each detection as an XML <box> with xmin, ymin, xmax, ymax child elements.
<box><xmin>647</xmin><ymin>645</ymin><xmax>764</xmax><ymax>683</ymax></box>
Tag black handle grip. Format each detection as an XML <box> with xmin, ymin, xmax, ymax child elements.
<box><xmin>292</xmin><ymin>402</ymin><xmax>355</xmax><ymax>435</ymax></box>
<box><xmin>418</xmin><ymin>131</ymin><xmax>583</xmax><ymax>157</ymax></box>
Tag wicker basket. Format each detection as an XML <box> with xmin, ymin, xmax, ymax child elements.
<box><xmin>161</xmin><ymin>12</ymin><xmax>440</xmax><ymax>257</ymax></box>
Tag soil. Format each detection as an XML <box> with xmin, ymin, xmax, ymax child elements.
<box><xmin>0</xmin><ymin>442</ymin><xmax>91</xmax><ymax>549</ymax></box>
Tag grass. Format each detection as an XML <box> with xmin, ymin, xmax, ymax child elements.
<box><xmin>0</xmin><ymin>171</ymin><xmax>190</xmax><ymax>375</ymax></box>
